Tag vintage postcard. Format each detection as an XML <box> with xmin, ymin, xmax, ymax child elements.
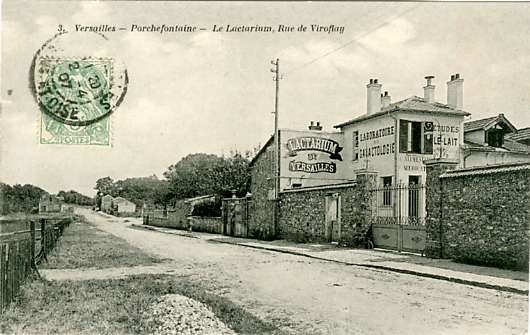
<box><xmin>1</xmin><ymin>1</ymin><xmax>529</xmax><ymax>334</ymax></box>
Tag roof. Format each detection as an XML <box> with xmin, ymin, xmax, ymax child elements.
<box><xmin>462</xmin><ymin>139</ymin><xmax>530</xmax><ymax>154</ymax></box>
<box><xmin>506</xmin><ymin>127</ymin><xmax>530</xmax><ymax>142</ymax></box>
<box><xmin>334</xmin><ymin>96</ymin><xmax>470</xmax><ymax>129</ymax></box>
<box><xmin>503</xmin><ymin>139</ymin><xmax>530</xmax><ymax>153</ymax></box>
<box><xmin>184</xmin><ymin>194</ymin><xmax>217</xmax><ymax>205</ymax></box>
<box><xmin>114</xmin><ymin>197</ymin><xmax>134</xmax><ymax>204</ymax></box>
<box><xmin>464</xmin><ymin>113</ymin><xmax>517</xmax><ymax>133</ymax></box>
<box><xmin>249</xmin><ymin>135</ymin><xmax>274</xmax><ymax>167</ymax></box>
<box><xmin>440</xmin><ymin>161</ymin><xmax>530</xmax><ymax>178</ymax></box>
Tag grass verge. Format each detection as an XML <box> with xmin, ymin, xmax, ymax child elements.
<box><xmin>0</xmin><ymin>274</ymin><xmax>285</xmax><ymax>335</ymax></box>
<box><xmin>39</xmin><ymin>215</ymin><xmax>165</xmax><ymax>269</ymax></box>
<box><xmin>1</xmin><ymin>214</ymin><xmax>285</xmax><ymax>335</ymax></box>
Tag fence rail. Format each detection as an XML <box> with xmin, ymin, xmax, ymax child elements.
<box><xmin>0</xmin><ymin>216</ymin><xmax>72</xmax><ymax>312</ymax></box>
<box><xmin>370</xmin><ymin>183</ymin><xmax>426</xmax><ymax>226</ymax></box>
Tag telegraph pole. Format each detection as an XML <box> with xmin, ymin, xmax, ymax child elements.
<box><xmin>271</xmin><ymin>59</ymin><xmax>280</xmax><ymax>237</ymax></box>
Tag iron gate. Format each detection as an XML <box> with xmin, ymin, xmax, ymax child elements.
<box><xmin>371</xmin><ymin>183</ymin><xmax>426</xmax><ymax>253</ymax></box>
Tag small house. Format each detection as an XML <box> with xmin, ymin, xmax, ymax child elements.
<box><xmin>113</xmin><ymin>197</ymin><xmax>136</xmax><ymax>215</ymax></box>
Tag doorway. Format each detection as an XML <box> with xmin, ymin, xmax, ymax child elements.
<box><xmin>325</xmin><ymin>194</ymin><xmax>341</xmax><ymax>243</ymax></box>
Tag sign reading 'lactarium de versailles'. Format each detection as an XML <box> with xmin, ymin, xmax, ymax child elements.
<box><xmin>285</xmin><ymin>136</ymin><xmax>342</xmax><ymax>174</ymax></box>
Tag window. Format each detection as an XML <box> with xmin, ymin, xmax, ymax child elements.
<box><xmin>352</xmin><ymin>131</ymin><xmax>359</xmax><ymax>161</ymax></box>
<box><xmin>408</xmin><ymin>176</ymin><xmax>421</xmax><ymax>218</ymax></box>
<box><xmin>486</xmin><ymin>129</ymin><xmax>504</xmax><ymax>147</ymax></box>
<box><xmin>399</xmin><ymin>120</ymin><xmax>433</xmax><ymax>154</ymax></box>
<box><xmin>382</xmin><ymin>176</ymin><xmax>392</xmax><ymax>206</ymax></box>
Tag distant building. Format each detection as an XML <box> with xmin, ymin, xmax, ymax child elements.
<box><xmin>39</xmin><ymin>194</ymin><xmax>63</xmax><ymax>213</ymax></box>
<box><xmin>113</xmin><ymin>197</ymin><xmax>136</xmax><ymax>214</ymax></box>
<box><xmin>462</xmin><ymin>114</ymin><xmax>530</xmax><ymax>168</ymax></box>
<box><xmin>101</xmin><ymin>194</ymin><xmax>114</xmax><ymax>213</ymax></box>
<box><xmin>61</xmin><ymin>203</ymin><xmax>75</xmax><ymax>213</ymax></box>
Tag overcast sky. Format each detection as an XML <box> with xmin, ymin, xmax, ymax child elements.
<box><xmin>2</xmin><ymin>1</ymin><xmax>530</xmax><ymax>196</ymax></box>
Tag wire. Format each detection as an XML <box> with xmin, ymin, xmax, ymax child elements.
<box><xmin>283</xmin><ymin>3</ymin><xmax>424</xmax><ymax>76</ymax></box>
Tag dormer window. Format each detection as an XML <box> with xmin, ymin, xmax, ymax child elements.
<box><xmin>486</xmin><ymin>127</ymin><xmax>504</xmax><ymax>147</ymax></box>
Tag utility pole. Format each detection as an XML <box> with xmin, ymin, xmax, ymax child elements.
<box><xmin>270</xmin><ymin>59</ymin><xmax>280</xmax><ymax>237</ymax></box>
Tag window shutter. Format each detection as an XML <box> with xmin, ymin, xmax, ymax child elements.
<box><xmin>423</xmin><ymin>121</ymin><xmax>433</xmax><ymax>154</ymax></box>
<box><xmin>353</xmin><ymin>131</ymin><xmax>359</xmax><ymax>161</ymax></box>
<box><xmin>399</xmin><ymin>120</ymin><xmax>409</xmax><ymax>153</ymax></box>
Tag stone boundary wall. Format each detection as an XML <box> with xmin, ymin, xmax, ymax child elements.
<box><xmin>426</xmin><ymin>161</ymin><xmax>530</xmax><ymax>270</ymax></box>
<box><xmin>188</xmin><ymin>216</ymin><xmax>222</xmax><ymax>234</ymax></box>
<box><xmin>248</xmin><ymin>143</ymin><xmax>276</xmax><ymax>240</ymax></box>
<box><xmin>279</xmin><ymin>174</ymin><xmax>375</xmax><ymax>246</ymax></box>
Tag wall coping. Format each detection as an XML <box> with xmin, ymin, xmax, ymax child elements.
<box><xmin>440</xmin><ymin>162</ymin><xmax>530</xmax><ymax>178</ymax></box>
<box><xmin>423</xmin><ymin>158</ymin><xmax>460</xmax><ymax>166</ymax></box>
<box><xmin>280</xmin><ymin>181</ymin><xmax>357</xmax><ymax>194</ymax></box>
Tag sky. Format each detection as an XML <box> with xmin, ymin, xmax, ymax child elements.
<box><xmin>2</xmin><ymin>1</ymin><xmax>530</xmax><ymax>196</ymax></box>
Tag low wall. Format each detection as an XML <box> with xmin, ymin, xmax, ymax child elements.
<box><xmin>188</xmin><ymin>216</ymin><xmax>222</xmax><ymax>234</ymax></box>
<box><xmin>426</xmin><ymin>161</ymin><xmax>530</xmax><ymax>270</ymax></box>
<box><xmin>279</xmin><ymin>174</ymin><xmax>375</xmax><ymax>246</ymax></box>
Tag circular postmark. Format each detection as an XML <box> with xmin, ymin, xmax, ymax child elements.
<box><xmin>39</xmin><ymin>58</ymin><xmax>114</xmax><ymax>127</ymax></box>
<box><xmin>30</xmin><ymin>28</ymin><xmax>128</xmax><ymax>145</ymax></box>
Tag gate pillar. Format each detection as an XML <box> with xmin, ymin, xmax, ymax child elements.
<box><xmin>424</xmin><ymin>159</ymin><xmax>458</xmax><ymax>258</ymax></box>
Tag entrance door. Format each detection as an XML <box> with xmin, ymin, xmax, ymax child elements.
<box><xmin>326</xmin><ymin>194</ymin><xmax>340</xmax><ymax>243</ymax></box>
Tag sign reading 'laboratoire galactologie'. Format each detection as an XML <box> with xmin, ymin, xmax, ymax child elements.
<box><xmin>285</xmin><ymin>136</ymin><xmax>343</xmax><ymax>174</ymax></box>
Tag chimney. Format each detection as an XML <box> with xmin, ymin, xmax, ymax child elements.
<box><xmin>447</xmin><ymin>73</ymin><xmax>463</xmax><ymax>109</ymax></box>
<box><xmin>423</xmin><ymin>76</ymin><xmax>435</xmax><ymax>103</ymax></box>
<box><xmin>308</xmin><ymin>121</ymin><xmax>322</xmax><ymax>131</ymax></box>
<box><xmin>381</xmin><ymin>91</ymin><xmax>391</xmax><ymax>108</ymax></box>
<box><xmin>367</xmin><ymin>78</ymin><xmax>382</xmax><ymax>115</ymax></box>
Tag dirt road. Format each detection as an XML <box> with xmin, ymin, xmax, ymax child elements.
<box><xmin>80</xmin><ymin>209</ymin><xmax>528</xmax><ymax>335</ymax></box>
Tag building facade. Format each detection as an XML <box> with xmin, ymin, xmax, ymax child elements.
<box><xmin>113</xmin><ymin>197</ymin><xmax>137</xmax><ymax>214</ymax></box>
<box><xmin>101</xmin><ymin>194</ymin><xmax>114</xmax><ymax>213</ymax></box>
<box><xmin>461</xmin><ymin>114</ymin><xmax>530</xmax><ymax>168</ymax></box>
<box><xmin>249</xmin><ymin>74</ymin><xmax>530</xmax><ymax>248</ymax></box>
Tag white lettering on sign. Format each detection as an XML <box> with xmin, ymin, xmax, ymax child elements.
<box><xmin>285</xmin><ymin>137</ymin><xmax>343</xmax><ymax>161</ymax></box>
<box><xmin>359</xmin><ymin>126</ymin><xmax>395</xmax><ymax>142</ymax></box>
<box><xmin>288</xmin><ymin>161</ymin><xmax>336</xmax><ymax>173</ymax></box>
<box><xmin>359</xmin><ymin>142</ymin><xmax>395</xmax><ymax>159</ymax></box>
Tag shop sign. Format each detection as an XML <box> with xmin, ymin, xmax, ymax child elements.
<box><xmin>285</xmin><ymin>137</ymin><xmax>343</xmax><ymax>161</ymax></box>
<box><xmin>288</xmin><ymin>161</ymin><xmax>336</xmax><ymax>173</ymax></box>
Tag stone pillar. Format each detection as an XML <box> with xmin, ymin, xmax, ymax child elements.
<box><xmin>423</xmin><ymin>159</ymin><xmax>459</xmax><ymax>258</ymax></box>
<box><xmin>354</xmin><ymin>169</ymin><xmax>378</xmax><ymax>242</ymax></box>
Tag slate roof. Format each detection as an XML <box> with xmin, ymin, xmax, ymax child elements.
<box><xmin>335</xmin><ymin>96</ymin><xmax>470</xmax><ymax>129</ymax></box>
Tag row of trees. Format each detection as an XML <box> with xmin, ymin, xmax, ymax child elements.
<box><xmin>94</xmin><ymin>150</ymin><xmax>254</xmax><ymax>209</ymax></box>
<box><xmin>94</xmin><ymin>174</ymin><xmax>170</xmax><ymax>208</ymax></box>
<box><xmin>57</xmin><ymin>190</ymin><xmax>95</xmax><ymax>206</ymax></box>
<box><xmin>1</xmin><ymin>183</ymin><xmax>47</xmax><ymax>215</ymax></box>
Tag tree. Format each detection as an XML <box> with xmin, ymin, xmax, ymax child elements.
<box><xmin>1</xmin><ymin>182</ymin><xmax>47</xmax><ymax>215</ymax></box>
<box><xmin>94</xmin><ymin>176</ymin><xmax>115</xmax><ymax>196</ymax></box>
<box><xmin>58</xmin><ymin>190</ymin><xmax>95</xmax><ymax>206</ymax></box>
<box><xmin>163</xmin><ymin>152</ymin><xmax>251</xmax><ymax>201</ymax></box>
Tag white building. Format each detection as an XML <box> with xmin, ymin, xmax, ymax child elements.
<box><xmin>462</xmin><ymin>114</ymin><xmax>530</xmax><ymax>168</ymax></box>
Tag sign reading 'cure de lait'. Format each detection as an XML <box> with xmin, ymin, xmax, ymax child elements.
<box><xmin>284</xmin><ymin>137</ymin><xmax>343</xmax><ymax>161</ymax></box>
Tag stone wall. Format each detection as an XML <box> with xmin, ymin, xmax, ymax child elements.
<box><xmin>188</xmin><ymin>216</ymin><xmax>222</xmax><ymax>234</ymax></box>
<box><xmin>145</xmin><ymin>201</ymin><xmax>190</xmax><ymax>230</ymax></box>
<box><xmin>425</xmin><ymin>161</ymin><xmax>530</xmax><ymax>270</ymax></box>
<box><xmin>248</xmin><ymin>142</ymin><xmax>276</xmax><ymax>240</ymax></box>
<box><xmin>423</xmin><ymin>159</ymin><xmax>459</xmax><ymax>258</ymax></box>
<box><xmin>279</xmin><ymin>174</ymin><xmax>375</xmax><ymax>246</ymax></box>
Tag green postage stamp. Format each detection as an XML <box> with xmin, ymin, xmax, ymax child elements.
<box><xmin>38</xmin><ymin>58</ymin><xmax>113</xmax><ymax>146</ymax></box>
